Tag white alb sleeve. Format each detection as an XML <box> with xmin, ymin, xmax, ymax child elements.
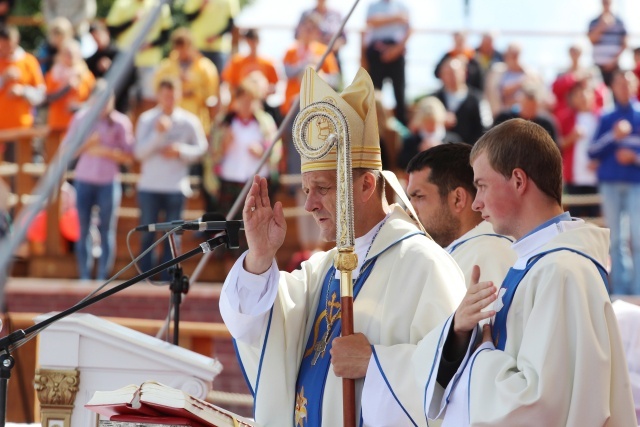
<box><xmin>219</xmin><ymin>251</ymin><xmax>280</xmax><ymax>346</ymax></box>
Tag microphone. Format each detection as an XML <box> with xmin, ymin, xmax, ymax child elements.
<box><xmin>134</xmin><ymin>219</ymin><xmax>195</xmax><ymax>232</ymax></box>
<box><xmin>181</xmin><ymin>220</ymin><xmax>244</xmax><ymax>231</ymax></box>
<box><xmin>135</xmin><ymin>213</ymin><xmax>244</xmax><ymax>232</ymax></box>
<box><xmin>182</xmin><ymin>212</ymin><xmax>243</xmax><ymax>231</ymax></box>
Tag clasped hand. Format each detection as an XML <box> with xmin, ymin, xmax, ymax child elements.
<box><xmin>330</xmin><ymin>333</ymin><xmax>372</xmax><ymax>379</ymax></box>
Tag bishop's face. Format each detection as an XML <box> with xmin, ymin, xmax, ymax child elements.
<box><xmin>302</xmin><ymin>170</ymin><xmax>338</xmax><ymax>242</ymax></box>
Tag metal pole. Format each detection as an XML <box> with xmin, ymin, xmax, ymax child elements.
<box><xmin>0</xmin><ymin>0</ymin><xmax>172</xmax><ymax>310</ymax></box>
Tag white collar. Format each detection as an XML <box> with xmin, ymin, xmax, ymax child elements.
<box><xmin>511</xmin><ymin>219</ymin><xmax>584</xmax><ymax>269</ymax></box>
<box><xmin>335</xmin><ymin>212</ymin><xmax>391</xmax><ymax>279</ymax></box>
<box><xmin>445</xmin><ymin>220</ymin><xmax>493</xmax><ymax>253</ymax></box>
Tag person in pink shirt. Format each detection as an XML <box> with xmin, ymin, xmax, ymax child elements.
<box><xmin>65</xmin><ymin>88</ymin><xmax>134</xmax><ymax>280</ymax></box>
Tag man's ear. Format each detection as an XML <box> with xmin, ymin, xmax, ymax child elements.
<box><xmin>359</xmin><ymin>172</ymin><xmax>377</xmax><ymax>203</ymax></box>
<box><xmin>449</xmin><ymin>187</ymin><xmax>470</xmax><ymax>213</ymax></box>
<box><xmin>511</xmin><ymin>168</ymin><xmax>528</xmax><ymax>195</ymax></box>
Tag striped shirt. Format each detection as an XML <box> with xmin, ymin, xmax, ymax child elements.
<box><xmin>588</xmin><ymin>15</ymin><xmax>627</xmax><ymax>66</ymax></box>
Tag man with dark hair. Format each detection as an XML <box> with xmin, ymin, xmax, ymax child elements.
<box><xmin>415</xmin><ymin>118</ymin><xmax>636</xmax><ymax>425</ymax></box>
<box><xmin>406</xmin><ymin>143</ymin><xmax>515</xmax><ymax>287</ymax></box>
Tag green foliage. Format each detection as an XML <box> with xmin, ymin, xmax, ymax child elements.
<box><xmin>12</xmin><ymin>0</ymin><xmax>44</xmax><ymax>52</ymax></box>
<box><xmin>10</xmin><ymin>0</ymin><xmax>255</xmax><ymax>53</ymax></box>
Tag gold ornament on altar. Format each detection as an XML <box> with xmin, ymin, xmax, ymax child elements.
<box><xmin>34</xmin><ymin>368</ymin><xmax>80</xmax><ymax>406</ymax></box>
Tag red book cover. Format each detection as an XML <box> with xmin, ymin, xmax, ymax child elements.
<box><xmin>141</xmin><ymin>401</ymin><xmax>251</xmax><ymax>427</ymax></box>
<box><xmin>86</xmin><ymin>401</ymin><xmax>162</xmax><ymax>419</ymax></box>
<box><xmin>110</xmin><ymin>414</ymin><xmax>209</xmax><ymax>427</ymax></box>
<box><xmin>85</xmin><ymin>381</ymin><xmax>257</xmax><ymax>427</ymax></box>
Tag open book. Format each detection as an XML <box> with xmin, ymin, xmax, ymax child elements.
<box><xmin>85</xmin><ymin>381</ymin><xmax>257</xmax><ymax>427</ymax></box>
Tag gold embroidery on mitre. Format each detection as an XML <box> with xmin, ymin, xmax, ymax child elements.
<box><xmin>322</xmin><ymin>96</ymin><xmax>336</xmax><ymax>105</ymax></box>
<box><xmin>315</xmin><ymin>116</ymin><xmax>332</xmax><ymax>142</ymax></box>
<box><xmin>295</xmin><ymin>67</ymin><xmax>381</xmax><ymax>172</ymax></box>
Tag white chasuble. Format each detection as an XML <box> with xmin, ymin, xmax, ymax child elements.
<box><xmin>221</xmin><ymin>205</ymin><xmax>466</xmax><ymax>426</ymax></box>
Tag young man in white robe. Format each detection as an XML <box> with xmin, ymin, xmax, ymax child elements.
<box><xmin>219</xmin><ymin>67</ymin><xmax>466</xmax><ymax>427</ymax></box>
<box><xmin>413</xmin><ymin>118</ymin><xmax>637</xmax><ymax>426</ymax></box>
<box><xmin>406</xmin><ymin>143</ymin><xmax>516</xmax><ymax>288</ymax></box>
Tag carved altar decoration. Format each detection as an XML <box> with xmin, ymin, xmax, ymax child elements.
<box><xmin>34</xmin><ymin>368</ymin><xmax>79</xmax><ymax>427</ymax></box>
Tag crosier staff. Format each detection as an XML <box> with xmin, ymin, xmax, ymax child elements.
<box><xmin>293</xmin><ymin>102</ymin><xmax>358</xmax><ymax>427</ymax></box>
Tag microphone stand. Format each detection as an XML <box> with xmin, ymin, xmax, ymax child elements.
<box><xmin>167</xmin><ymin>232</ymin><xmax>188</xmax><ymax>346</ymax></box>
<box><xmin>0</xmin><ymin>226</ymin><xmax>241</xmax><ymax>427</ymax></box>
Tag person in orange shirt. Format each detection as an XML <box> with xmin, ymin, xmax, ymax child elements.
<box><xmin>222</xmin><ymin>28</ymin><xmax>279</xmax><ymax>99</ymax></box>
<box><xmin>281</xmin><ymin>12</ymin><xmax>338</xmax><ymax>117</ymax></box>
<box><xmin>44</xmin><ymin>38</ymin><xmax>95</xmax><ymax>162</ymax></box>
<box><xmin>0</xmin><ymin>26</ymin><xmax>45</xmax><ymax>160</ymax></box>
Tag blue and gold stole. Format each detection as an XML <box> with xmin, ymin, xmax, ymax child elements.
<box><xmin>293</xmin><ymin>259</ymin><xmax>377</xmax><ymax>427</ymax></box>
<box><xmin>491</xmin><ymin>248</ymin><xmax>608</xmax><ymax>350</ymax></box>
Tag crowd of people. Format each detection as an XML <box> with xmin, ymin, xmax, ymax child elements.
<box><xmin>0</xmin><ymin>0</ymin><xmax>638</xmax><ymax>295</ymax></box>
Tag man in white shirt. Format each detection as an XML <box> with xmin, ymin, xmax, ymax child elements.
<box><xmin>219</xmin><ymin>67</ymin><xmax>465</xmax><ymax>426</ymax></box>
<box><xmin>134</xmin><ymin>77</ymin><xmax>208</xmax><ymax>276</ymax></box>
<box><xmin>406</xmin><ymin>143</ymin><xmax>515</xmax><ymax>288</ymax></box>
<box><xmin>414</xmin><ymin>118</ymin><xmax>636</xmax><ymax>426</ymax></box>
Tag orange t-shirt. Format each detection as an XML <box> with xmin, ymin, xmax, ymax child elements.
<box><xmin>0</xmin><ymin>50</ymin><xmax>44</xmax><ymax>129</ymax></box>
<box><xmin>45</xmin><ymin>68</ymin><xmax>95</xmax><ymax>132</ymax></box>
<box><xmin>222</xmin><ymin>53</ymin><xmax>279</xmax><ymax>89</ymax></box>
<box><xmin>281</xmin><ymin>41</ymin><xmax>338</xmax><ymax>115</ymax></box>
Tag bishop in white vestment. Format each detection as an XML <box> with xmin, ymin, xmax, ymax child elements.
<box><xmin>220</xmin><ymin>68</ymin><xmax>466</xmax><ymax>427</ymax></box>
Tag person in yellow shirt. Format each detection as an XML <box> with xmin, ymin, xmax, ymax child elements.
<box><xmin>106</xmin><ymin>0</ymin><xmax>173</xmax><ymax>110</ymax></box>
<box><xmin>182</xmin><ymin>0</ymin><xmax>239</xmax><ymax>73</ymax></box>
<box><xmin>154</xmin><ymin>28</ymin><xmax>219</xmax><ymax>136</ymax></box>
